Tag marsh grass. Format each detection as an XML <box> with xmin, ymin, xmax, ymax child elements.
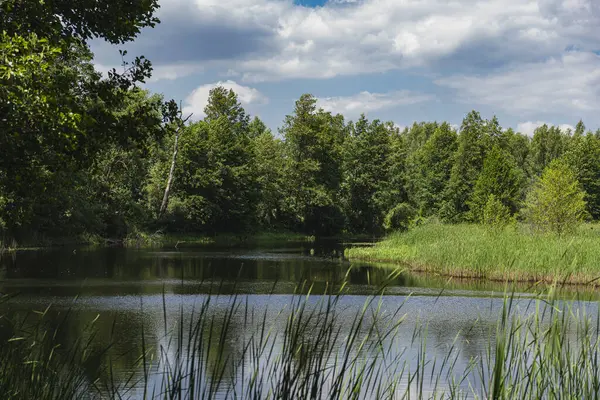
<box><xmin>2</xmin><ymin>277</ymin><xmax>600</xmax><ymax>399</ymax></box>
<box><xmin>347</xmin><ymin>223</ymin><xmax>600</xmax><ymax>285</ymax></box>
<box><xmin>123</xmin><ymin>231</ymin><xmax>316</xmax><ymax>248</ymax></box>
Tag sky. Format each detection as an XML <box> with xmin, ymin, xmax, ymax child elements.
<box><xmin>90</xmin><ymin>0</ymin><xmax>600</xmax><ymax>135</ymax></box>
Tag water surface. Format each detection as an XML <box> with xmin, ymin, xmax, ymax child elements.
<box><xmin>0</xmin><ymin>241</ymin><xmax>594</xmax><ymax>398</ymax></box>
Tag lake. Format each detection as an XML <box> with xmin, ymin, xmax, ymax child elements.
<box><xmin>0</xmin><ymin>240</ymin><xmax>595</xmax><ymax>398</ymax></box>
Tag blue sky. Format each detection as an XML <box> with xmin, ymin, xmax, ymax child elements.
<box><xmin>91</xmin><ymin>0</ymin><xmax>600</xmax><ymax>135</ymax></box>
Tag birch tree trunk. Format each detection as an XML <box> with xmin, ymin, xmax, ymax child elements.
<box><xmin>158</xmin><ymin>114</ymin><xmax>191</xmax><ymax>218</ymax></box>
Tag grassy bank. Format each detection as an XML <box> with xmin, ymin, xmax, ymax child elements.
<box><xmin>347</xmin><ymin>223</ymin><xmax>600</xmax><ymax>285</ymax></box>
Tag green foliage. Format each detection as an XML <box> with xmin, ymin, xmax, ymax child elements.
<box><xmin>440</xmin><ymin>111</ymin><xmax>489</xmax><ymax>222</ymax></box>
<box><xmin>254</xmin><ymin>129</ymin><xmax>291</xmax><ymax>229</ymax></box>
<box><xmin>530</xmin><ymin>124</ymin><xmax>567</xmax><ymax>175</ymax></box>
<box><xmin>3</xmin><ymin>0</ymin><xmax>600</xmax><ymax>244</ymax></box>
<box><xmin>482</xmin><ymin>194</ymin><xmax>514</xmax><ymax>228</ymax></box>
<box><xmin>0</xmin><ymin>0</ymin><xmax>173</xmax><ymax>242</ymax></box>
<box><xmin>384</xmin><ymin>203</ymin><xmax>416</xmax><ymax>232</ymax></box>
<box><xmin>280</xmin><ymin>94</ymin><xmax>346</xmax><ymax>235</ymax></box>
<box><xmin>2</xmin><ymin>0</ymin><xmax>159</xmax><ymax>44</ymax></box>
<box><xmin>342</xmin><ymin>116</ymin><xmax>394</xmax><ymax>234</ymax></box>
<box><xmin>523</xmin><ymin>159</ymin><xmax>587</xmax><ymax>235</ymax></box>
<box><xmin>468</xmin><ymin>145</ymin><xmax>524</xmax><ymax>222</ymax></box>
<box><xmin>348</xmin><ymin>223</ymin><xmax>600</xmax><ymax>283</ymax></box>
<box><xmin>170</xmin><ymin>111</ymin><xmax>258</xmax><ymax>233</ymax></box>
<box><xmin>564</xmin><ymin>133</ymin><xmax>600</xmax><ymax>219</ymax></box>
<box><xmin>409</xmin><ymin>122</ymin><xmax>457</xmax><ymax>216</ymax></box>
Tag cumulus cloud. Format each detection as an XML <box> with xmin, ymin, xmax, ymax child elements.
<box><xmin>317</xmin><ymin>90</ymin><xmax>434</xmax><ymax>117</ymax></box>
<box><xmin>233</xmin><ymin>0</ymin><xmax>599</xmax><ymax>81</ymax></box>
<box><xmin>436</xmin><ymin>51</ymin><xmax>600</xmax><ymax>116</ymax></box>
<box><xmin>516</xmin><ymin>121</ymin><xmax>576</xmax><ymax>136</ymax></box>
<box><xmin>182</xmin><ymin>80</ymin><xmax>268</xmax><ymax>120</ymax></box>
<box><xmin>88</xmin><ymin>0</ymin><xmax>600</xmax><ymax>127</ymax></box>
<box><xmin>91</xmin><ymin>0</ymin><xmax>600</xmax><ymax>82</ymax></box>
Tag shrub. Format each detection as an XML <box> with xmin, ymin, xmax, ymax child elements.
<box><xmin>384</xmin><ymin>203</ymin><xmax>416</xmax><ymax>232</ymax></box>
<box><xmin>522</xmin><ymin>159</ymin><xmax>587</xmax><ymax>235</ymax></box>
<box><xmin>482</xmin><ymin>194</ymin><xmax>513</xmax><ymax>229</ymax></box>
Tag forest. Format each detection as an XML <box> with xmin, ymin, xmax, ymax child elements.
<box><xmin>2</xmin><ymin>0</ymin><xmax>599</xmax><ymax>246</ymax></box>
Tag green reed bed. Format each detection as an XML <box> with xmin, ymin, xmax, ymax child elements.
<box><xmin>2</xmin><ymin>283</ymin><xmax>600</xmax><ymax>399</ymax></box>
<box><xmin>347</xmin><ymin>223</ymin><xmax>600</xmax><ymax>285</ymax></box>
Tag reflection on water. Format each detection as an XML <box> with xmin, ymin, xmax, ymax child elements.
<box><xmin>0</xmin><ymin>241</ymin><xmax>596</xmax><ymax>398</ymax></box>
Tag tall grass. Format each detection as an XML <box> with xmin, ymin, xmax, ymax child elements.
<box><xmin>2</xmin><ymin>279</ymin><xmax>600</xmax><ymax>398</ymax></box>
<box><xmin>347</xmin><ymin>223</ymin><xmax>600</xmax><ymax>284</ymax></box>
<box><xmin>123</xmin><ymin>231</ymin><xmax>316</xmax><ymax>248</ymax></box>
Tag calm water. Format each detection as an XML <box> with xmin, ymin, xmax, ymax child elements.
<box><xmin>0</xmin><ymin>240</ymin><xmax>595</xmax><ymax>398</ymax></box>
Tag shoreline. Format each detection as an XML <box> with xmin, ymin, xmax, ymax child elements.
<box><xmin>1</xmin><ymin>231</ymin><xmax>379</xmax><ymax>252</ymax></box>
<box><xmin>347</xmin><ymin>222</ymin><xmax>600</xmax><ymax>287</ymax></box>
<box><xmin>349</xmin><ymin>256</ymin><xmax>600</xmax><ymax>287</ymax></box>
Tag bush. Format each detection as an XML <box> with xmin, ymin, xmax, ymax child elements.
<box><xmin>522</xmin><ymin>159</ymin><xmax>587</xmax><ymax>235</ymax></box>
<box><xmin>384</xmin><ymin>203</ymin><xmax>416</xmax><ymax>232</ymax></box>
<box><xmin>482</xmin><ymin>194</ymin><xmax>514</xmax><ymax>229</ymax></box>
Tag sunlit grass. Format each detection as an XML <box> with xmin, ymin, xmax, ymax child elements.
<box><xmin>347</xmin><ymin>223</ymin><xmax>600</xmax><ymax>285</ymax></box>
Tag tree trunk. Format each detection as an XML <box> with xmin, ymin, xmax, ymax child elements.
<box><xmin>158</xmin><ymin>114</ymin><xmax>191</xmax><ymax>218</ymax></box>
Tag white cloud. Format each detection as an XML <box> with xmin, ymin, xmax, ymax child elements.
<box><xmin>228</xmin><ymin>0</ymin><xmax>599</xmax><ymax>82</ymax></box>
<box><xmin>89</xmin><ymin>0</ymin><xmax>599</xmax><ymax>83</ymax></box>
<box><xmin>516</xmin><ymin>121</ymin><xmax>575</xmax><ymax>136</ymax></box>
<box><xmin>91</xmin><ymin>61</ymin><xmax>202</xmax><ymax>82</ymax></box>
<box><xmin>182</xmin><ymin>80</ymin><xmax>268</xmax><ymax>120</ymax></box>
<box><xmin>88</xmin><ymin>0</ymin><xmax>600</xmax><ymax>127</ymax></box>
<box><xmin>317</xmin><ymin>90</ymin><xmax>433</xmax><ymax>117</ymax></box>
<box><xmin>393</xmin><ymin>123</ymin><xmax>407</xmax><ymax>132</ymax></box>
<box><xmin>436</xmin><ymin>51</ymin><xmax>600</xmax><ymax>116</ymax></box>
<box><xmin>149</xmin><ymin>64</ymin><xmax>204</xmax><ymax>82</ymax></box>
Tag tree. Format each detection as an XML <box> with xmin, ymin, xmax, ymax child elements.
<box><xmin>204</xmin><ymin>86</ymin><xmax>250</xmax><ymax>134</ymax></box>
<box><xmin>158</xmin><ymin>112</ymin><xmax>192</xmax><ymax>218</ymax></box>
<box><xmin>522</xmin><ymin>159</ymin><xmax>587</xmax><ymax>235</ymax></box>
<box><xmin>409</xmin><ymin>122</ymin><xmax>458</xmax><ymax>216</ymax></box>
<box><xmin>1</xmin><ymin>0</ymin><xmax>170</xmax><ymax>241</ymax></box>
<box><xmin>530</xmin><ymin>124</ymin><xmax>567</xmax><ymax>175</ymax></box>
<box><xmin>380</xmin><ymin>124</ymin><xmax>410</xmax><ymax>215</ymax></box>
<box><xmin>169</xmin><ymin>88</ymin><xmax>259</xmax><ymax>233</ymax></box>
<box><xmin>564</xmin><ymin>133</ymin><xmax>600</xmax><ymax>219</ymax></box>
<box><xmin>281</xmin><ymin>94</ymin><xmax>346</xmax><ymax>235</ymax></box>
<box><xmin>254</xmin><ymin>127</ymin><xmax>290</xmax><ymax>229</ymax></box>
<box><xmin>481</xmin><ymin>194</ymin><xmax>513</xmax><ymax>229</ymax></box>
<box><xmin>468</xmin><ymin>145</ymin><xmax>524</xmax><ymax>222</ymax></box>
<box><xmin>440</xmin><ymin>111</ymin><xmax>488</xmax><ymax>222</ymax></box>
<box><xmin>341</xmin><ymin>115</ymin><xmax>393</xmax><ymax>234</ymax></box>
<box><xmin>384</xmin><ymin>203</ymin><xmax>416</xmax><ymax>232</ymax></box>
<box><xmin>504</xmin><ymin>129</ymin><xmax>532</xmax><ymax>179</ymax></box>
<box><xmin>2</xmin><ymin>0</ymin><xmax>159</xmax><ymax>49</ymax></box>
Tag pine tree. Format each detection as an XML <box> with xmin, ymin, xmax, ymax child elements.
<box><xmin>440</xmin><ymin>111</ymin><xmax>487</xmax><ymax>222</ymax></box>
<box><xmin>410</xmin><ymin>122</ymin><xmax>458</xmax><ymax>216</ymax></box>
<box><xmin>468</xmin><ymin>145</ymin><xmax>524</xmax><ymax>222</ymax></box>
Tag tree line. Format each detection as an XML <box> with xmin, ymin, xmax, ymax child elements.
<box><xmin>2</xmin><ymin>0</ymin><xmax>597</xmax><ymax>243</ymax></box>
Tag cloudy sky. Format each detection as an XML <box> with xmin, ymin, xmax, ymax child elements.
<box><xmin>91</xmin><ymin>0</ymin><xmax>600</xmax><ymax>135</ymax></box>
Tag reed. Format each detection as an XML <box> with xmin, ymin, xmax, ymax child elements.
<box><xmin>347</xmin><ymin>222</ymin><xmax>600</xmax><ymax>285</ymax></box>
<box><xmin>1</xmin><ymin>279</ymin><xmax>600</xmax><ymax>399</ymax></box>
